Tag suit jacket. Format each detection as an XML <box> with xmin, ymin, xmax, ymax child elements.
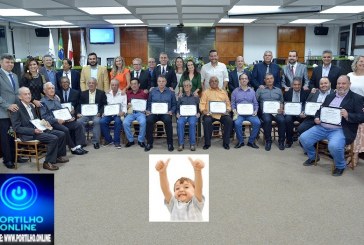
<box><xmin>56</xmin><ymin>69</ymin><xmax>81</xmax><ymax>91</ymax></box>
<box><xmin>315</xmin><ymin>90</ymin><xmax>364</xmax><ymax>144</ymax></box>
<box><xmin>80</xmin><ymin>65</ymin><xmax>109</xmax><ymax>92</ymax></box>
<box><xmin>251</xmin><ymin>62</ymin><xmax>281</xmax><ymax>90</ymax></box>
<box><xmin>130</xmin><ymin>69</ymin><xmax>150</xmax><ymax>90</ymax></box>
<box><xmin>310</xmin><ymin>64</ymin><xmax>342</xmax><ymax>89</ymax></box>
<box><xmin>56</xmin><ymin>88</ymin><xmax>80</xmax><ymax>110</ymax></box>
<box><xmin>281</xmin><ymin>63</ymin><xmax>309</xmax><ymax>88</ymax></box>
<box><xmin>0</xmin><ymin>69</ymin><xmax>19</xmax><ymax>119</ymax></box>
<box><xmin>77</xmin><ymin>89</ymin><xmax>107</xmax><ymax>115</ymax></box>
<box><xmin>284</xmin><ymin>88</ymin><xmax>309</xmax><ymax>103</ymax></box>
<box><xmin>306</xmin><ymin>89</ymin><xmax>335</xmax><ymax>103</ymax></box>
<box><xmin>228</xmin><ymin>68</ymin><xmax>252</xmax><ymax>93</ymax></box>
<box><xmin>152</xmin><ymin>65</ymin><xmax>177</xmax><ymax>89</ymax></box>
<box><xmin>10</xmin><ymin>101</ymin><xmax>39</xmax><ymax>141</ymax></box>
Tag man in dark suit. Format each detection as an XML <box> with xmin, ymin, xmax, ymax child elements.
<box><xmin>228</xmin><ymin>56</ymin><xmax>252</xmax><ymax>93</ymax></box>
<box><xmin>0</xmin><ymin>53</ymin><xmax>19</xmax><ymax>169</ymax></box>
<box><xmin>56</xmin><ymin>76</ymin><xmax>80</xmax><ymax>115</ymax></box>
<box><xmin>56</xmin><ymin>58</ymin><xmax>81</xmax><ymax>91</ymax></box>
<box><xmin>130</xmin><ymin>57</ymin><xmax>150</xmax><ymax>93</ymax></box>
<box><xmin>251</xmin><ymin>50</ymin><xmax>282</xmax><ymax>90</ymax></box>
<box><xmin>151</xmin><ymin>52</ymin><xmax>177</xmax><ymax>90</ymax></box>
<box><xmin>310</xmin><ymin>50</ymin><xmax>343</xmax><ymax>89</ymax></box>
<box><xmin>147</xmin><ymin>58</ymin><xmax>156</xmax><ymax>90</ymax></box>
<box><xmin>281</xmin><ymin>50</ymin><xmax>309</xmax><ymax>91</ymax></box>
<box><xmin>300</xmin><ymin>75</ymin><xmax>364</xmax><ymax>176</ymax></box>
<box><xmin>283</xmin><ymin>77</ymin><xmax>309</xmax><ymax>148</ymax></box>
<box><xmin>77</xmin><ymin>78</ymin><xmax>107</xmax><ymax>149</ymax></box>
<box><xmin>11</xmin><ymin>87</ymin><xmax>68</xmax><ymax>171</ymax></box>
<box><xmin>297</xmin><ymin>77</ymin><xmax>334</xmax><ymax>135</ymax></box>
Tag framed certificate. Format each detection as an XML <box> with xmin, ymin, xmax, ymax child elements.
<box><xmin>52</xmin><ymin>108</ymin><xmax>72</xmax><ymax>120</ymax></box>
<box><xmin>237</xmin><ymin>103</ymin><xmax>254</xmax><ymax>115</ymax></box>
<box><xmin>61</xmin><ymin>102</ymin><xmax>72</xmax><ymax>111</ymax></box>
<box><xmin>151</xmin><ymin>102</ymin><xmax>168</xmax><ymax>114</ymax></box>
<box><xmin>320</xmin><ymin>106</ymin><xmax>342</xmax><ymax>125</ymax></box>
<box><xmin>131</xmin><ymin>99</ymin><xmax>147</xmax><ymax>112</ymax></box>
<box><xmin>209</xmin><ymin>101</ymin><xmax>226</xmax><ymax>114</ymax></box>
<box><xmin>284</xmin><ymin>102</ymin><xmax>302</xmax><ymax>116</ymax></box>
<box><xmin>180</xmin><ymin>105</ymin><xmax>197</xmax><ymax>116</ymax></box>
<box><xmin>81</xmin><ymin>104</ymin><xmax>98</xmax><ymax>116</ymax></box>
<box><xmin>304</xmin><ymin>102</ymin><xmax>322</xmax><ymax>116</ymax></box>
<box><xmin>30</xmin><ymin>119</ymin><xmax>47</xmax><ymax>131</ymax></box>
<box><xmin>263</xmin><ymin>101</ymin><xmax>281</xmax><ymax>114</ymax></box>
<box><xmin>104</xmin><ymin>104</ymin><xmax>120</xmax><ymax>116</ymax></box>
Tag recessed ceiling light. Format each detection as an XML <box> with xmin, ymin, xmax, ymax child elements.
<box><xmin>29</xmin><ymin>21</ymin><xmax>73</xmax><ymax>26</ymax></box>
<box><xmin>184</xmin><ymin>23</ymin><xmax>214</xmax><ymax>27</ymax></box>
<box><xmin>79</xmin><ymin>7</ymin><xmax>131</xmax><ymax>15</ymax></box>
<box><xmin>0</xmin><ymin>9</ymin><xmax>41</xmax><ymax>16</ymax></box>
<box><xmin>105</xmin><ymin>19</ymin><xmax>143</xmax><ymax>24</ymax></box>
<box><xmin>219</xmin><ymin>18</ymin><xmax>256</xmax><ymax>23</ymax></box>
<box><xmin>290</xmin><ymin>19</ymin><xmax>332</xmax><ymax>24</ymax></box>
<box><xmin>229</xmin><ymin>6</ymin><xmax>280</xmax><ymax>15</ymax></box>
<box><xmin>320</xmin><ymin>6</ymin><xmax>364</xmax><ymax>14</ymax></box>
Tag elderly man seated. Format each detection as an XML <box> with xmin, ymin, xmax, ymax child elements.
<box><xmin>40</xmin><ymin>82</ymin><xmax>87</xmax><ymax>155</ymax></box>
<box><xmin>10</xmin><ymin>87</ymin><xmax>68</xmax><ymax>171</ymax></box>
<box><xmin>200</xmin><ymin>76</ymin><xmax>233</xmax><ymax>150</ymax></box>
<box><xmin>300</xmin><ymin>75</ymin><xmax>364</xmax><ymax>176</ymax></box>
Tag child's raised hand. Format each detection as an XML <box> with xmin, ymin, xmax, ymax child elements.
<box><xmin>155</xmin><ymin>159</ymin><xmax>170</xmax><ymax>173</ymax></box>
<box><xmin>188</xmin><ymin>157</ymin><xmax>205</xmax><ymax>171</ymax></box>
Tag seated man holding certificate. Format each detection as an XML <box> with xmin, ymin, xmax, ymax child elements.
<box><xmin>11</xmin><ymin>87</ymin><xmax>68</xmax><ymax>171</ymax></box>
<box><xmin>124</xmin><ymin>78</ymin><xmax>148</xmax><ymax>148</ymax></box>
<box><xmin>176</xmin><ymin>80</ymin><xmax>200</xmax><ymax>151</ymax></box>
<box><xmin>300</xmin><ymin>75</ymin><xmax>364</xmax><ymax>176</ymax></box>
<box><xmin>283</xmin><ymin>77</ymin><xmax>309</xmax><ymax>148</ymax></box>
<box><xmin>297</xmin><ymin>77</ymin><xmax>333</xmax><ymax>135</ymax></box>
<box><xmin>100</xmin><ymin>79</ymin><xmax>127</xmax><ymax>149</ymax></box>
<box><xmin>231</xmin><ymin>73</ymin><xmax>260</xmax><ymax>149</ymax></box>
<box><xmin>77</xmin><ymin>78</ymin><xmax>107</xmax><ymax>149</ymax></box>
<box><xmin>145</xmin><ymin>75</ymin><xmax>176</xmax><ymax>152</ymax></box>
<box><xmin>200</xmin><ymin>76</ymin><xmax>233</xmax><ymax>150</ymax></box>
<box><xmin>40</xmin><ymin>82</ymin><xmax>87</xmax><ymax>155</ymax></box>
<box><xmin>56</xmin><ymin>76</ymin><xmax>80</xmax><ymax>115</ymax></box>
<box><xmin>256</xmin><ymin>73</ymin><xmax>285</xmax><ymax>151</ymax></box>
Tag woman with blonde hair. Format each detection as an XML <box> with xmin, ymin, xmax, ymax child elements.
<box><xmin>110</xmin><ymin>56</ymin><xmax>130</xmax><ymax>94</ymax></box>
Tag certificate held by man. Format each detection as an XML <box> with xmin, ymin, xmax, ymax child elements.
<box><xmin>52</xmin><ymin>108</ymin><xmax>72</xmax><ymax>121</ymax></box>
<box><xmin>304</xmin><ymin>102</ymin><xmax>322</xmax><ymax>116</ymax></box>
<box><xmin>320</xmin><ymin>106</ymin><xmax>342</xmax><ymax>125</ymax></box>
<box><xmin>263</xmin><ymin>101</ymin><xmax>281</xmax><ymax>114</ymax></box>
<box><xmin>151</xmin><ymin>102</ymin><xmax>168</xmax><ymax>114</ymax></box>
<box><xmin>209</xmin><ymin>101</ymin><xmax>227</xmax><ymax>114</ymax></box>
<box><xmin>131</xmin><ymin>99</ymin><xmax>147</xmax><ymax>112</ymax></box>
<box><xmin>81</xmin><ymin>104</ymin><xmax>98</xmax><ymax>116</ymax></box>
<box><xmin>284</xmin><ymin>102</ymin><xmax>302</xmax><ymax>116</ymax></box>
<box><xmin>237</xmin><ymin>103</ymin><xmax>253</xmax><ymax>115</ymax></box>
<box><xmin>61</xmin><ymin>102</ymin><xmax>72</xmax><ymax>112</ymax></box>
<box><xmin>104</xmin><ymin>104</ymin><xmax>120</xmax><ymax>116</ymax></box>
<box><xmin>180</xmin><ymin>105</ymin><xmax>197</xmax><ymax>116</ymax></box>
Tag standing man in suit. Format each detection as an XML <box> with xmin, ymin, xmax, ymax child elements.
<box><xmin>228</xmin><ymin>56</ymin><xmax>251</xmax><ymax>93</ymax></box>
<box><xmin>11</xmin><ymin>87</ymin><xmax>68</xmax><ymax>171</ymax></box>
<box><xmin>39</xmin><ymin>54</ymin><xmax>56</xmax><ymax>88</ymax></box>
<box><xmin>80</xmin><ymin>52</ymin><xmax>109</xmax><ymax>92</ymax></box>
<box><xmin>297</xmin><ymin>77</ymin><xmax>334</xmax><ymax>135</ymax></box>
<box><xmin>283</xmin><ymin>77</ymin><xmax>309</xmax><ymax>148</ymax></box>
<box><xmin>130</xmin><ymin>58</ymin><xmax>150</xmax><ymax>93</ymax></box>
<box><xmin>77</xmin><ymin>78</ymin><xmax>107</xmax><ymax>149</ymax></box>
<box><xmin>200</xmin><ymin>50</ymin><xmax>229</xmax><ymax>90</ymax></box>
<box><xmin>300</xmin><ymin>75</ymin><xmax>364</xmax><ymax>176</ymax></box>
<box><xmin>281</xmin><ymin>50</ymin><xmax>309</xmax><ymax>91</ymax></box>
<box><xmin>147</xmin><ymin>58</ymin><xmax>156</xmax><ymax>90</ymax></box>
<box><xmin>152</xmin><ymin>52</ymin><xmax>177</xmax><ymax>90</ymax></box>
<box><xmin>310</xmin><ymin>50</ymin><xmax>343</xmax><ymax>90</ymax></box>
<box><xmin>0</xmin><ymin>54</ymin><xmax>19</xmax><ymax>169</ymax></box>
<box><xmin>56</xmin><ymin>76</ymin><xmax>80</xmax><ymax>116</ymax></box>
<box><xmin>251</xmin><ymin>51</ymin><xmax>282</xmax><ymax>90</ymax></box>
<box><xmin>56</xmin><ymin>58</ymin><xmax>81</xmax><ymax>91</ymax></box>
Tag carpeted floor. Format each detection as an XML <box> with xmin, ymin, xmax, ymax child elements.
<box><xmin>1</xmin><ymin>136</ymin><xmax>364</xmax><ymax>245</ymax></box>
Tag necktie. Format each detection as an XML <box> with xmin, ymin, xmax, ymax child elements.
<box><xmin>8</xmin><ymin>73</ymin><xmax>16</xmax><ymax>91</ymax></box>
<box><xmin>65</xmin><ymin>72</ymin><xmax>69</xmax><ymax>79</ymax></box>
<box><xmin>162</xmin><ymin>66</ymin><xmax>165</xmax><ymax>75</ymax></box>
<box><xmin>290</xmin><ymin>65</ymin><xmax>294</xmax><ymax>76</ymax></box>
<box><xmin>266</xmin><ymin>65</ymin><xmax>270</xmax><ymax>74</ymax></box>
<box><xmin>136</xmin><ymin>71</ymin><xmax>139</xmax><ymax>78</ymax></box>
<box><xmin>64</xmin><ymin>91</ymin><xmax>68</xmax><ymax>102</ymax></box>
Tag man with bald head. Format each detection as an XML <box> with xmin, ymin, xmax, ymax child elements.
<box><xmin>228</xmin><ymin>56</ymin><xmax>252</xmax><ymax>93</ymax></box>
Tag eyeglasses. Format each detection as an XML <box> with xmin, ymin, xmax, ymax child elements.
<box><xmin>133</xmin><ymin>64</ymin><xmax>141</xmax><ymax>65</ymax></box>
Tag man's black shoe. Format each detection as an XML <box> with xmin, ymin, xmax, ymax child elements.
<box><xmin>265</xmin><ymin>142</ymin><xmax>272</xmax><ymax>151</ymax></box>
<box><xmin>285</xmin><ymin>142</ymin><xmax>293</xmax><ymax>148</ymax></box>
<box><xmin>168</xmin><ymin>144</ymin><xmax>174</xmax><ymax>152</ymax></box>
<box><xmin>203</xmin><ymin>145</ymin><xmax>210</xmax><ymax>150</ymax></box>
<box><xmin>93</xmin><ymin>143</ymin><xmax>100</xmax><ymax>149</ymax></box>
<box><xmin>303</xmin><ymin>157</ymin><xmax>319</xmax><ymax>166</ymax></box>
<box><xmin>3</xmin><ymin>161</ymin><xmax>15</xmax><ymax>169</ymax></box>
<box><xmin>125</xmin><ymin>141</ymin><xmax>135</xmax><ymax>147</ymax></box>
<box><xmin>81</xmin><ymin>148</ymin><xmax>88</xmax><ymax>154</ymax></box>
<box><xmin>279</xmin><ymin>142</ymin><xmax>285</xmax><ymax>150</ymax></box>
<box><xmin>144</xmin><ymin>144</ymin><xmax>153</xmax><ymax>152</ymax></box>
<box><xmin>332</xmin><ymin>168</ymin><xmax>345</xmax><ymax>176</ymax></box>
<box><xmin>247</xmin><ymin>142</ymin><xmax>259</xmax><ymax>149</ymax></box>
<box><xmin>138</xmin><ymin>142</ymin><xmax>145</xmax><ymax>148</ymax></box>
<box><xmin>234</xmin><ymin>142</ymin><xmax>244</xmax><ymax>148</ymax></box>
<box><xmin>71</xmin><ymin>148</ymin><xmax>84</xmax><ymax>155</ymax></box>
<box><xmin>223</xmin><ymin>144</ymin><xmax>230</xmax><ymax>150</ymax></box>
<box><xmin>17</xmin><ymin>157</ymin><xmax>29</xmax><ymax>163</ymax></box>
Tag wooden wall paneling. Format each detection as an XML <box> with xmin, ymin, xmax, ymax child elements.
<box><xmin>277</xmin><ymin>27</ymin><xmax>306</xmax><ymax>63</ymax></box>
<box><xmin>215</xmin><ymin>27</ymin><xmax>244</xmax><ymax>65</ymax></box>
<box><xmin>60</xmin><ymin>28</ymin><xmax>85</xmax><ymax>66</ymax></box>
<box><xmin>120</xmin><ymin>27</ymin><xmax>148</xmax><ymax>66</ymax></box>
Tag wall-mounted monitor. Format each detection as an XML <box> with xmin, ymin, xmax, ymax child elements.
<box><xmin>89</xmin><ymin>28</ymin><xmax>115</xmax><ymax>44</ymax></box>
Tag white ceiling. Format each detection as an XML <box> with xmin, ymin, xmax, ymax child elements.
<box><xmin>0</xmin><ymin>0</ymin><xmax>364</xmax><ymax>27</ymax></box>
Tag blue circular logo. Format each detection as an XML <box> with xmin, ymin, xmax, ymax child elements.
<box><xmin>0</xmin><ymin>176</ymin><xmax>38</xmax><ymax>210</ymax></box>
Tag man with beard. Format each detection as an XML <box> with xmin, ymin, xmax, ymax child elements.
<box><xmin>80</xmin><ymin>52</ymin><xmax>109</xmax><ymax>92</ymax></box>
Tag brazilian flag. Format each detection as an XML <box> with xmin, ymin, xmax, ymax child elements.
<box><xmin>57</xmin><ymin>35</ymin><xmax>64</xmax><ymax>68</ymax></box>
